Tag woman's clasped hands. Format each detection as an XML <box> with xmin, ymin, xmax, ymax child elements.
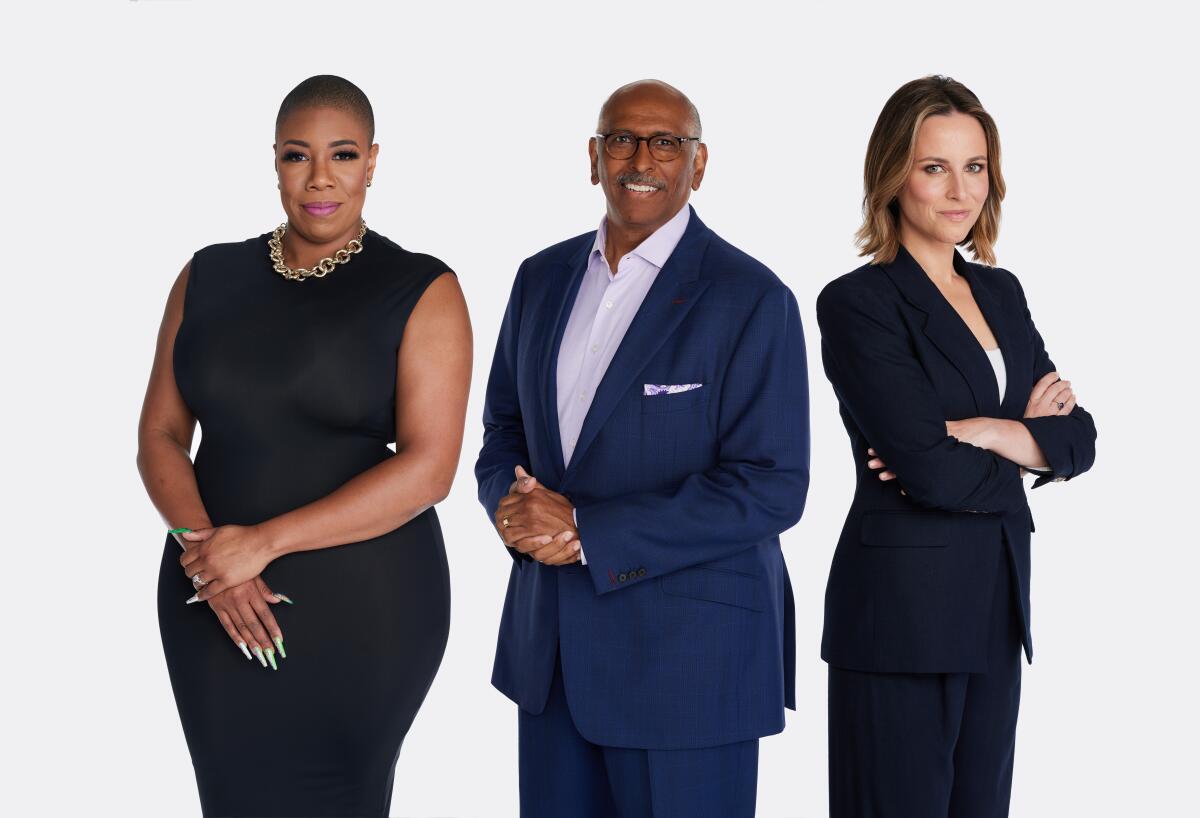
<box><xmin>178</xmin><ymin>526</ymin><xmax>290</xmax><ymax>670</ymax></box>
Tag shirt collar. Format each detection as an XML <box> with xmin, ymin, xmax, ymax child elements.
<box><xmin>591</xmin><ymin>204</ymin><xmax>692</xmax><ymax>273</ymax></box>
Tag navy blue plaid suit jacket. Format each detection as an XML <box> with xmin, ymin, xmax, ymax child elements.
<box><xmin>476</xmin><ymin>208</ymin><xmax>810</xmax><ymax>749</ymax></box>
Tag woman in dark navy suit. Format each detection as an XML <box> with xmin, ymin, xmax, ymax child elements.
<box><xmin>816</xmin><ymin>75</ymin><xmax>1097</xmax><ymax>818</ymax></box>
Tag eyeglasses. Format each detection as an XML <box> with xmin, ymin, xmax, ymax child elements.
<box><xmin>596</xmin><ymin>131</ymin><xmax>701</xmax><ymax>162</ymax></box>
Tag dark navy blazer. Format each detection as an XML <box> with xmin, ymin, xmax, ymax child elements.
<box><xmin>476</xmin><ymin>208</ymin><xmax>810</xmax><ymax>749</ymax></box>
<box><xmin>817</xmin><ymin>245</ymin><xmax>1097</xmax><ymax>673</ymax></box>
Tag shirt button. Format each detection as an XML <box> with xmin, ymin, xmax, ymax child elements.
<box><xmin>605</xmin><ymin>301</ymin><xmax>614</xmax><ymax>310</ymax></box>
<box><xmin>591</xmin><ymin>345</ymin><xmax>599</xmax><ymax>353</ymax></box>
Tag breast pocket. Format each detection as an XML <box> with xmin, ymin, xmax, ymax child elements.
<box><xmin>641</xmin><ymin>384</ymin><xmax>708</xmax><ymax>414</ymax></box>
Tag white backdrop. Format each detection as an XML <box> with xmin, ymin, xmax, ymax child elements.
<box><xmin>2</xmin><ymin>2</ymin><xmax>1195</xmax><ymax>816</ymax></box>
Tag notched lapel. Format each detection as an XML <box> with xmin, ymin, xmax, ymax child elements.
<box><xmin>539</xmin><ymin>239</ymin><xmax>593</xmax><ymax>482</ymax></box>
<box><xmin>966</xmin><ymin>266</ymin><xmax>1030</xmax><ymax>419</ymax></box>
<box><xmin>882</xmin><ymin>246</ymin><xmax>1000</xmax><ymax>418</ymax></box>
<box><xmin>561</xmin><ymin>215</ymin><xmax>713</xmax><ymax>483</ymax></box>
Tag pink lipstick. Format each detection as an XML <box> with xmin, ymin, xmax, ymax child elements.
<box><xmin>302</xmin><ymin>201</ymin><xmax>341</xmax><ymax>217</ymax></box>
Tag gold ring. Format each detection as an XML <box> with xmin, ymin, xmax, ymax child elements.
<box><xmin>502</xmin><ymin>517</ymin><xmax>511</xmax><ymax>528</ymax></box>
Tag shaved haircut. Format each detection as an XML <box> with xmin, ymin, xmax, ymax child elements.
<box><xmin>276</xmin><ymin>75</ymin><xmax>375</xmax><ymax>143</ymax></box>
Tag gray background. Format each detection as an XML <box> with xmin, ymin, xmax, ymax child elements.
<box><xmin>1</xmin><ymin>1</ymin><xmax>1193</xmax><ymax>815</ymax></box>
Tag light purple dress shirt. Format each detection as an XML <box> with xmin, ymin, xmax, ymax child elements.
<box><xmin>557</xmin><ymin>204</ymin><xmax>691</xmax><ymax>564</ymax></box>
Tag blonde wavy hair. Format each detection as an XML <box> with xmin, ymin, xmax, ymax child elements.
<box><xmin>856</xmin><ymin>75</ymin><xmax>1005</xmax><ymax>266</ymax></box>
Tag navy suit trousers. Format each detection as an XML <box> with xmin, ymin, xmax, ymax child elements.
<box><xmin>519</xmin><ymin>652</ymin><xmax>759</xmax><ymax>818</ymax></box>
<box><xmin>828</xmin><ymin>548</ymin><xmax>1023</xmax><ymax>818</ymax></box>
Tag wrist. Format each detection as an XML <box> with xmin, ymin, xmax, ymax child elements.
<box><xmin>255</xmin><ymin>519</ymin><xmax>292</xmax><ymax>560</ymax></box>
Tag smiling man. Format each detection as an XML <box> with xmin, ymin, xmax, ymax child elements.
<box><xmin>476</xmin><ymin>79</ymin><xmax>810</xmax><ymax>817</ymax></box>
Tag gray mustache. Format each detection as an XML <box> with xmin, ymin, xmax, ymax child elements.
<box><xmin>616</xmin><ymin>172</ymin><xmax>665</xmax><ymax>189</ymax></box>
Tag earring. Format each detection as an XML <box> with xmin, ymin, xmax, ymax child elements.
<box><xmin>366</xmin><ymin>180</ymin><xmax>372</xmax><ymax>187</ymax></box>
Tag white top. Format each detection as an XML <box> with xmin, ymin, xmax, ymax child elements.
<box><xmin>984</xmin><ymin>346</ymin><xmax>1006</xmax><ymax>402</ymax></box>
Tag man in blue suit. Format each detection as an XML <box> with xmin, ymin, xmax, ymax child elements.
<box><xmin>475</xmin><ymin>79</ymin><xmax>810</xmax><ymax>817</ymax></box>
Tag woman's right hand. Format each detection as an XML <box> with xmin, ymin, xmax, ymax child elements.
<box><xmin>1025</xmin><ymin>371</ymin><xmax>1076</xmax><ymax>418</ymax></box>
<box><xmin>207</xmin><ymin>575</ymin><xmax>289</xmax><ymax>670</ymax></box>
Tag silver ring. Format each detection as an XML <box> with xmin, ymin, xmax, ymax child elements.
<box><xmin>191</xmin><ymin>573</ymin><xmax>207</xmax><ymax>588</ymax></box>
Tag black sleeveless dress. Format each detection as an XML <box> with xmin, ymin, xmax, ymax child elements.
<box><xmin>157</xmin><ymin>228</ymin><xmax>452</xmax><ymax>817</ymax></box>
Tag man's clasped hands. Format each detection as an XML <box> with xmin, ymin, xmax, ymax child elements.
<box><xmin>493</xmin><ymin>466</ymin><xmax>583</xmax><ymax>565</ymax></box>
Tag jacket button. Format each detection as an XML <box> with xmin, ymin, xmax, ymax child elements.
<box><xmin>637</xmin><ymin>568</ymin><xmax>646</xmax><ymax>577</ymax></box>
<box><xmin>618</xmin><ymin>573</ymin><xmax>627</xmax><ymax>582</ymax></box>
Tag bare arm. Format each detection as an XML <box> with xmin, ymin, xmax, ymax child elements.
<box><xmin>136</xmin><ymin>261</ymin><xmax>212</xmax><ymax>532</ymax></box>
<box><xmin>139</xmin><ymin>261</ymin><xmax>285</xmax><ymax>665</ymax></box>
<box><xmin>257</xmin><ymin>272</ymin><xmax>472</xmax><ymax>557</ymax></box>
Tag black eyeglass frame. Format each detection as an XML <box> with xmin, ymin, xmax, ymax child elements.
<box><xmin>595</xmin><ymin>131</ymin><xmax>702</xmax><ymax>162</ymax></box>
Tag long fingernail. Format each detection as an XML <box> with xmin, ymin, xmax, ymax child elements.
<box><xmin>237</xmin><ymin>641</ymin><xmax>252</xmax><ymax>661</ymax></box>
<box><xmin>265</xmin><ymin>647</ymin><xmax>278</xmax><ymax>670</ymax></box>
<box><xmin>252</xmin><ymin>646</ymin><xmax>267</xmax><ymax>667</ymax></box>
<box><xmin>275</xmin><ymin>593</ymin><xmax>294</xmax><ymax>604</ymax></box>
<box><xmin>185</xmin><ymin>594</ymin><xmax>200</xmax><ymax>605</ymax></box>
<box><xmin>168</xmin><ymin>527</ymin><xmax>192</xmax><ymax>534</ymax></box>
<box><xmin>273</xmin><ymin>636</ymin><xmax>286</xmax><ymax>659</ymax></box>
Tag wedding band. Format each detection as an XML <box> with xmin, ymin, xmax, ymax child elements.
<box><xmin>191</xmin><ymin>573</ymin><xmax>207</xmax><ymax>587</ymax></box>
<box><xmin>502</xmin><ymin>517</ymin><xmax>511</xmax><ymax>528</ymax></box>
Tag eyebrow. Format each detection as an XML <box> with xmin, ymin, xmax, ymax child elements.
<box><xmin>281</xmin><ymin>139</ymin><xmax>361</xmax><ymax>148</ymax></box>
<box><xmin>606</xmin><ymin>128</ymin><xmax>676</xmax><ymax>136</ymax></box>
<box><xmin>916</xmin><ymin>155</ymin><xmax>987</xmax><ymax>163</ymax></box>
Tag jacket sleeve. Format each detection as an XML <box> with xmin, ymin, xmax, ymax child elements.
<box><xmin>574</xmin><ymin>285</ymin><xmax>810</xmax><ymax>595</ymax></box>
<box><xmin>1007</xmin><ymin>270</ymin><xmax>1098</xmax><ymax>489</ymax></box>
<box><xmin>474</xmin><ymin>260</ymin><xmax>533</xmax><ymax>564</ymax></box>
<box><xmin>816</xmin><ymin>277</ymin><xmax>1027</xmax><ymax>514</ymax></box>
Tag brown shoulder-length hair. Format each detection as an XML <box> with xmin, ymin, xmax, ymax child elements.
<box><xmin>856</xmin><ymin>75</ymin><xmax>1005</xmax><ymax>266</ymax></box>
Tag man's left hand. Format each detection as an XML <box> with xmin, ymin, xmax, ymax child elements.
<box><xmin>495</xmin><ymin>466</ymin><xmax>581</xmax><ymax>564</ymax></box>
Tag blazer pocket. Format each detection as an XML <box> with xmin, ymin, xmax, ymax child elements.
<box><xmin>641</xmin><ymin>385</ymin><xmax>708</xmax><ymax>414</ymax></box>
<box><xmin>860</xmin><ymin>511</ymin><xmax>951</xmax><ymax>548</ymax></box>
<box><xmin>660</xmin><ymin>565</ymin><xmax>765</xmax><ymax>611</ymax></box>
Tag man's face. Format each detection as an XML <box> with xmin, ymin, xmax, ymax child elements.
<box><xmin>589</xmin><ymin>87</ymin><xmax>707</xmax><ymax>233</ymax></box>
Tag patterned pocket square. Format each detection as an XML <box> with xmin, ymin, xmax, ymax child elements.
<box><xmin>643</xmin><ymin>383</ymin><xmax>703</xmax><ymax>396</ymax></box>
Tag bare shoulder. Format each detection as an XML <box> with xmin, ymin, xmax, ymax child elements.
<box><xmin>402</xmin><ymin>271</ymin><xmax>472</xmax><ymax>359</ymax></box>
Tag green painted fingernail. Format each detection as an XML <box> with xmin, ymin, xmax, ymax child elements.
<box><xmin>168</xmin><ymin>527</ymin><xmax>192</xmax><ymax>534</ymax></box>
<box><xmin>252</xmin><ymin>646</ymin><xmax>267</xmax><ymax>667</ymax></box>
<box><xmin>273</xmin><ymin>636</ymin><xmax>286</xmax><ymax>659</ymax></box>
<box><xmin>275</xmin><ymin>593</ymin><xmax>294</xmax><ymax>604</ymax></box>
<box><xmin>265</xmin><ymin>647</ymin><xmax>278</xmax><ymax>671</ymax></box>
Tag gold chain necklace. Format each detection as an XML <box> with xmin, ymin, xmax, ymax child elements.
<box><xmin>268</xmin><ymin>220</ymin><xmax>367</xmax><ymax>281</ymax></box>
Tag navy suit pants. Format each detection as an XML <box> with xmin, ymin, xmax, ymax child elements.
<box><xmin>828</xmin><ymin>547</ymin><xmax>1023</xmax><ymax>818</ymax></box>
<box><xmin>519</xmin><ymin>652</ymin><xmax>759</xmax><ymax>818</ymax></box>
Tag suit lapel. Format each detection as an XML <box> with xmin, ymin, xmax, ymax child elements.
<box><xmin>962</xmin><ymin>260</ymin><xmax>1030</xmax><ymax>419</ymax></box>
<box><xmin>539</xmin><ymin>237</ymin><xmax>593</xmax><ymax>483</ymax></box>
<box><xmin>882</xmin><ymin>245</ymin><xmax>999</xmax><ymax>417</ymax></box>
<box><xmin>561</xmin><ymin>211</ymin><xmax>713</xmax><ymax>484</ymax></box>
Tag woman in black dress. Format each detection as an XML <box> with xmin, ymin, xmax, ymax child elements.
<box><xmin>137</xmin><ymin>75</ymin><xmax>471</xmax><ymax>817</ymax></box>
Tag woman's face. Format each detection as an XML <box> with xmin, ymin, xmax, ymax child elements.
<box><xmin>274</xmin><ymin>106</ymin><xmax>377</xmax><ymax>246</ymax></box>
<box><xmin>896</xmin><ymin>111</ymin><xmax>989</xmax><ymax>249</ymax></box>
